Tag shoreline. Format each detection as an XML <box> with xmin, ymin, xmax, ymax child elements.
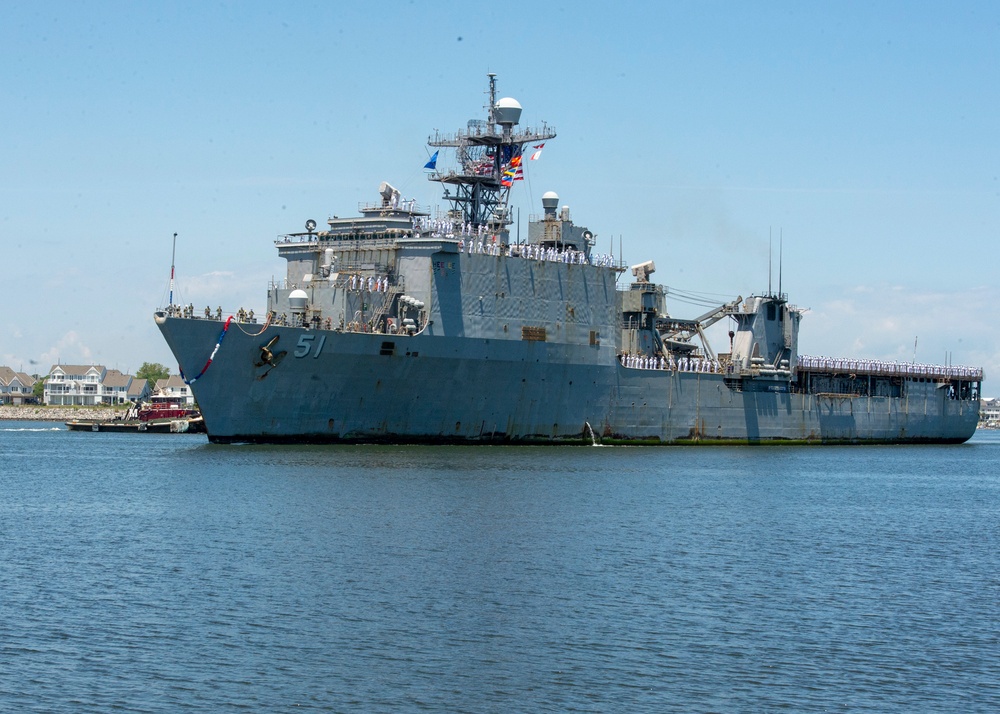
<box><xmin>0</xmin><ymin>405</ymin><xmax>128</xmax><ymax>422</ymax></box>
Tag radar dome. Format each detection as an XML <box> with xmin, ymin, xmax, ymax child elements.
<box><xmin>541</xmin><ymin>191</ymin><xmax>559</xmax><ymax>215</ymax></box>
<box><xmin>494</xmin><ymin>97</ymin><xmax>522</xmax><ymax>126</ymax></box>
<box><xmin>289</xmin><ymin>289</ymin><xmax>308</xmax><ymax>312</ymax></box>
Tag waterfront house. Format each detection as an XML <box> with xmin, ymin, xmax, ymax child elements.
<box><xmin>0</xmin><ymin>367</ymin><xmax>37</xmax><ymax>405</ymax></box>
<box><xmin>44</xmin><ymin>364</ymin><xmax>151</xmax><ymax>406</ymax></box>
<box><xmin>980</xmin><ymin>397</ymin><xmax>1000</xmax><ymax>428</ymax></box>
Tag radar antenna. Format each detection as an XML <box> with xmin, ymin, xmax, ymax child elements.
<box><xmin>426</xmin><ymin>74</ymin><xmax>556</xmax><ymax>241</ymax></box>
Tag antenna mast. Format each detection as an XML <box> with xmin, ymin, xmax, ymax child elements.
<box><xmin>768</xmin><ymin>228</ymin><xmax>772</xmax><ymax>295</ymax></box>
<box><xmin>778</xmin><ymin>229</ymin><xmax>783</xmax><ymax>297</ymax></box>
<box><xmin>169</xmin><ymin>232</ymin><xmax>177</xmax><ymax>307</ymax></box>
<box><xmin>426</xmin><ymin>74</ymin><xmax>556</xmax><ymax>239</ymax></box>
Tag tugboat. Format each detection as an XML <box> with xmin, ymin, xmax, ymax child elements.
<box><xmin>65</xmin><ymin>400</ymin><xmax>204</xmax><ymax>433</ymax></box>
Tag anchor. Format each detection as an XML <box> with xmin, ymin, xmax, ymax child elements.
<box><xmin>254</xmin><ymin>335</ymin><xmax>287</xmax><ymax>378</ymax></box>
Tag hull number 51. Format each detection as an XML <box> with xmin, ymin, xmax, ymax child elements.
<box><xmin>294</xmin><ymin>334</ymin><xmax>326</xmax><ymax>358</ymax></box>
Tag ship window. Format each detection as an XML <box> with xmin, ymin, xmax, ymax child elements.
<box><xmin>767</xmin><ymin>303</ymin><xmax>776</xmax><ymax>321</ymax></box>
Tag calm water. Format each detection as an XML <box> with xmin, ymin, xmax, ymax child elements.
<box><xmin>1</xmin><ymin>423</ymin><xmax>998</xmax><ymax>713</ymax></box>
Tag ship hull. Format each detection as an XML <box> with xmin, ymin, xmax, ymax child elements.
<box><xmin>156</xmin><ymin>317</ymin><xmax>978</xmax><ymax>445</ymax></box>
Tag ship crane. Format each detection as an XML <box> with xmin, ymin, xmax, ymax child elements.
<box><xmin>656</xmin><ymin>296</ymin><xmax>743</xmax><ymax>362</ymax></box>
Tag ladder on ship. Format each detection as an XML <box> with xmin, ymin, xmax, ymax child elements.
<box><xmin>370</xmin><ymin>284</ymin><xmax>404</xmax><ymax>331</ymax></box>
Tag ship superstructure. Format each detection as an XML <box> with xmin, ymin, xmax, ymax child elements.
<box><xmin>155</xmin><ymin>75</ymin><xmax>982</xmax><ymax>444</ymax></box>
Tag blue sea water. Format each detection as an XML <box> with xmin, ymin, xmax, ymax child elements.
<box><xmin>1</xmin><ymin>423</ymin><xmax>998</xmax><ymax>713</ymax></box>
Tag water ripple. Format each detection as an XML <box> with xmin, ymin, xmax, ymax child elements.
<box><xmin>1</xmin><ymin>423</ymin><xmax>998</xmax><ymax>711</ymax></box>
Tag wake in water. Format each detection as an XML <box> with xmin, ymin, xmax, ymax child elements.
<box><xmin>1</xmin><ymin>427</ymin><xmax>63</xmax><ymax>432</ymax></box>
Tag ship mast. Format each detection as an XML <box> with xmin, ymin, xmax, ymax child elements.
<box><xmin>426</xmin><ymin>74</ymin><xmax>556</xmax><ymax>241</ymax></box>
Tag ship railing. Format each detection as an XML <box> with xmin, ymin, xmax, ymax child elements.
<box><xmin>727</xmin><ymin>294</ymin><xmax>791</xmax><ymax>312</ymax></box>
<box><xmin>276</xmin><ymin>233</ymin><xmax>320</xmax><ymax>245</ymax></box>
<box><xmin>357</xmin><ymin>199</ymin><xmax>427</xmax><ymax>214</ymax></box>
<box><xmin>617</xmin><ymin>353</ymin><xmax>724</xmax><ymax>374</ymax></box>
<box><xmin>159</xmin><ymin>303</ymin><xmax>260</xmax><ymax>323</ymax></box>
<box><xmin>427</xmin><ymin>123</ymin><xmax>557</xmax><ymax>147</ymax></box>
<box><xmin>797</xmin><ymin>355</ymin><xmax>983</xmax><ymax>380</ymax></box>
<box><xmin>276</xmin><ymin>234</ymin><xmax>402</xmax><ymax>250</ymax></box>
<box><xmin>270</xmin><ymin>270</ymin><xmax>400</xmax><ymax>291</ymax></box>
<box><xmin>450</xmin><ymin>239</ymin><xmax>623</xmax><ymax>269</ymax></box>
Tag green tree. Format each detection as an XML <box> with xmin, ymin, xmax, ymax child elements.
<box><xmin>137</xmin><ymin>362</ymin><xmax>171</xmax><ymax>391</ymax></box>
<box><xmin>32</xmin><ymin>376</ymin><xmax>46</xmax><ymax>399</ymax></box>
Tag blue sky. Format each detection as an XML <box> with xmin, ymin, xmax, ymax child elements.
<box><xmin>2</xmin><ymin>1</ymin><xmax>998</xmax><ymax>387</ymax></box>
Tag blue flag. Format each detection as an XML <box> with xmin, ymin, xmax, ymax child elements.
<box><xmin>423</xmin><ymin>151</ymin><xmax>439</xmax><ymax>170</ymax></box>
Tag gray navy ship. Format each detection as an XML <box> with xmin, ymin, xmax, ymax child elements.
<box><xmin>155</xmin><ymin>74</ymin><xmax>982</xmax><ymax>444</ymax></box>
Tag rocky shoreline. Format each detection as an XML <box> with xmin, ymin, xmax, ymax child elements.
<box><xmin>0</xmin><ymin>405</ymin><xmax>127</xmax><ymax>422</ymax></box>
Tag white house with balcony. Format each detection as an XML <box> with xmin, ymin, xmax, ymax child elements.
<box><xmin>45</xmin><ymin>364</ymin><xmax>104</xmax><ymax>405</ymax></box>
<box><xmin>980</xmin><ymin>397</ymin><xmax>1000</xmax><ymax>428</ymax></box>
<box><xmin>44</xmin><ymin>364</ymin><xmax>151</xmax><ymax>405</ymax></box>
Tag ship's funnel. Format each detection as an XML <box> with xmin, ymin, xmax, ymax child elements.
<box><xmin>541</xmin><ymin>191</ymin><xmax>559</xmax><ymax>217</ymax></box>
<box><xmin>494</xmin><ymin>97</ymin><xmax>522</xmax><ymax>126</ymax></box>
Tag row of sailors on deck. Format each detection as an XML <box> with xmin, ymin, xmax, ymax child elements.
<box><xmin>169</xmin><ymin>303</ymin><xmax>228</xmax><ymax>321</ymax></box>
<box><xmin>166</xmin><ymin>304</ymin><xmax>260</xmax><ymax>323</ymax></box>
<box><xmin>165</xmin><ymin>303</ymin><xmax>198</xmax><ymax>318</ymax></box>
<box><xmin>619</xmin><ymin>353</ymin><xmax>721</xmax><ymax>373</ymax></box>
<box><xmin>517</xmin><ymin>243</ymin><xmax>615</xmax><ymax>267</ymax></box>
<box><xmin>798</xmin><ymin>355</ymin><xmax>981</xmax><ymax>378</ymax></box>
<box><xmin>415</xmin><ymin>218</ymin><xmax>490</xmax><ymax>236</ymax></box>
<box><xmin>454</xmin><ymin>237</ymin><xmax>616</xmax><ymax>267</ymax></box>
<box><xmin>347</xmin><ymin>274</ymin><xmax>391</xmax><ymax>293</ymax></box>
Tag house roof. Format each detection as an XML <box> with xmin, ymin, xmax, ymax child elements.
<box><xmin>102</xmin><ymin>369</ymin><xmax>133</xmax><ymax>388</ymax></box>
<box><xmin>154</xmin><ymin>375</ymin><xmax>187</xmax><ymax>390</ymax></box>
<box><xmin>0</xmin><ymin>367</ymin><xmax>35</xmax><ymax>388</ymax></box>
<box><xmin>49</xmin><ymin>364</ymin><xmax>106</xmax><ymax>377</ymax></box>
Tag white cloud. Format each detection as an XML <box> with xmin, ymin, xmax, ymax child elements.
<box><xmin>800</xmin><ymin>283</ymin><xmax>998</xmax><ymax>385</ymax></box>
<box><xmin>40</xmin><ymin>331</ymin><xmax>95</xmax><ymax>367</ymax></box>
<box><xmin>700</xmin><ymin>283</ymin><xmax>997</xmax><ymax>389</ymax></box>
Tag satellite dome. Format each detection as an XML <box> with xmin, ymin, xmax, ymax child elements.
<box><xmin>494</xmin><ymin>97</ymin><xmax>522</xmax><ymax>126</ymax></box>
<box><xmin>289</xmin><ymin>289</ymin><xmax>308</xmax><ymax>312</ymax></box>
<box><xmin>541</xmin><ymin>191</ymin><xmax>559</xmax><ymax>215</ymax></box>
